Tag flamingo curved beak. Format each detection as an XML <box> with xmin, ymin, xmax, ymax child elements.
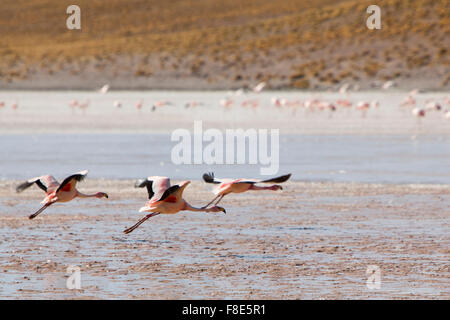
<box><xmin>217</xmin><ymin>206</ymin><xmax>226</xmax><ymax>214</ymax></box>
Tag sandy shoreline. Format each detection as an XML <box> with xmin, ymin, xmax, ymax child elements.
<box><xmin>0</xmin><ymin>179</ymin><xmax>448</xmax><ymax>299</ymax></box>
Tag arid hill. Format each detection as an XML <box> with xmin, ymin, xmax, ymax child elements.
<box><xmin>1</xmin><ymin>0</ymin><xmax>448</xmax><ymax>90</ymax></box>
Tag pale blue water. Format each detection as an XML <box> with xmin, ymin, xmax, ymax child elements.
<box><xmin>0</xmin><ymin>133</ymin><xmax>449</xmax><ymax>184</ymax></box>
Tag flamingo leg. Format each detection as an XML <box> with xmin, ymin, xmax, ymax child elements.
<box><xmin>213</xmin><ymin>195</ymin><xmax>225</xmax><ymax>206</ymax></box>
<box><xmin>123</xmin><ymin>212</ymin><xmax>160</xmax><ymax>234</ymax></box>
<box><xmin>201</xmin><ymin>195</ymin><xmax>220</xmax><ymax>209</ymax></box>
<box><xmin>29</xmin><ymin>203</ymin><xmax>53</xmax><ymax>220</ymax></box>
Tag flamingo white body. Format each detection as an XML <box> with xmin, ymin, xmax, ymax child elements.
<box><xmin>412</xmin><ymin>107</ymin><xmax>425</xmax><ymax>117</ymax></box>
<box><xmin>98</xmin><ymin>84</ymin><xmax>110</xmax><ymax>94</ymax></box>
<box><xmin>444</xmin><ymin>110</ymin><xmax>450</xmax><ymax>120</ymax></box>
<box><xmin>16</xmin><ymin>170</ymin><xmax>108</xmax><ymax>219</ymax></box>
<box><xmin>124</xmin><ymin>176</ymin><xmax>226</xmax><ymax>234</ymax></box>
<box><xmin>336</xmin><ymin>99</ymin><xmax>352</xmax><ymax>108</ymax></box>
<box><xmin>339</xmin><ymin>83</ymin><xmax>350</xmax><ymax>94</ymax></box>
<box><xmin>401</xmin><ymin>95</ymin><xmax>416</xmax><ymax>107</ymax></box>
<box><xmin>425</xmin><ymin>101</ymin><xmax>442</xmax><ymax>111</ymax></box>
<box><xmin>382</xmin><ymin>80</ymin><xmax>395</xmax><ymax>89</ymax></box>
<box><xmin>370</xmin><ymin>100</ymin><xmax>380</xmax><ymax>108</ymax></box>
<box><xmin>220</xmin><ymin>98</ymin><xmax>233</xmax><ymax>108</ymax></box>
<box><xmin>253</xmin><ymin>82</ymin><xmax>266</xmax><ymax>93</ymax></box>
<box><xmin>271</xmin><ymin>97</ymin><xmax>282</xmax><ymax>107</ymax></box>
<box><xmin>356</xmin><ymin>101</ymin><xmax>370</xmax><ymax>110</ymax></box>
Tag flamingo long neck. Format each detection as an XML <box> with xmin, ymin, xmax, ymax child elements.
<box><xmin>76</xmin><ymin>191</ymin><xmax>98</xmax><ymax>198</ymax></box>
<box><xmin>184</xmin><ymin>202</ymin><xmax>211</xmax><ymax>212</ymax></box>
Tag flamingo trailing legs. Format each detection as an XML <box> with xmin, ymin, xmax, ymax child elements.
<box><xmin>16</xmin><ymin>170</ymin><xmax>108</xmax><ymax>219</ymax></box>
<box><xmin>201</xmin><ymin>172</ymin><xmax>292</xmax><ymax>207</ymax></box>
<box><xmin>124</xmin><ymin>176</ymin><xmax>226</xmax><ymax>234</ymax></box>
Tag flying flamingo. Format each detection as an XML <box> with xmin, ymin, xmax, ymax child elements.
<box><xmin>201</xmin><ymin>172</ymin><xmax>291</xmax><ymax>208</ymax></box>
<box><xmin>339</xmin><ymin>83</ymin><xmax>350</xmax><ymax>94</ymax></box>
<box><xmin>113</xmin><ymin>100</ymin><xmax>122</xmax><ymax>108</ymax></box>
<box><xmin>16</xmin><ymin>170</ymin><xmax>109</xmax><ymax>220</ymax></box>
<box><xmin>444</xmin><ymin>110</ymin><xmax>450</xmax><ymax>120</ymax></box>
<box><xmin>253</xmin><ymin>82</ymin><xmax>266</xmax><ymax>93</ymax></box>
<box><xmin>98</xmin><ymin>84</ymin><xmax>110</xmax><ymax>94</ymax></box>
<box><xmin>410</xmin><ymin>89</ymin><xmax>419</xmax><ymax>95</ymax></box>
<box><xmin>232</xmin><ymin>88</ymin><xmax>245</xmax><ymax>96</ymax></box>
<box><xmin>382</xmin><ymin>80</ymin><xmax>395</xmax><ymax>89</ymax></box>
<box><xmin>123</xmin><ymin>176</ymin><xmax>226</xmax><ymax>234</ymax></box>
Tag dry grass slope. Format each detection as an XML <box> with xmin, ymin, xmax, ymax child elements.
<box><xmin>0</xmin><ymin>0</ymin><xmax>448</xmax><ymax>89</ymax></box>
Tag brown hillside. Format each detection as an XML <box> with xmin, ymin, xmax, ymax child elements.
<box><xmin>0</xmin><ymin>0</ymin><xmax>448</xmax><ymax>90</ymax></box>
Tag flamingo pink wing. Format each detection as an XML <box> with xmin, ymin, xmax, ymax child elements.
<box><xmin>40</xmin><ymin>175</ymin><xmax>60</xmax><ymax>192</ymax></box>
<box><xmin>147</xmin><ymin>176</ymin><xmax>171</xmax><ymax>200</ymax></box>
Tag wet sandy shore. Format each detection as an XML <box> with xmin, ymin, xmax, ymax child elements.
<box><xmin>0</xmin><ymin>180</ymin><xmax>448</xmax><ymax>299</ymax></box>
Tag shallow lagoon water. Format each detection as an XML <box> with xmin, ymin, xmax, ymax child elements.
<box><xmin>0</xmin><ymin>133</ymin><xmax>449</xmax><ymax>184</ymax></box>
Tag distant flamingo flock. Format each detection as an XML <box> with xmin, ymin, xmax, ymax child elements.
<box><xmin>2</xmin><ymin>82</ymin><xmax>449</xmax><ymax>122</ymax></box>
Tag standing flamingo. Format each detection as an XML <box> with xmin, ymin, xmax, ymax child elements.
<box><xmin>136</xmin><ymin>99</ymin><xmax>143</xmax><ymax>110</ymax></box>
<box><xmin>79</xmin><ymin>100</ymin><xmax>90</xmax><ymax>114</ymax></box>
<box><xmin>425</xmin><ymin>101</ymin><xmax>442</xmax><ymax>111</ymax></box>
<box><xmin>16</xmin><ymin>170</ymin><xmax>108</xmax><ymax>219</ymax></box>
<box><xmin>68</xmin><ymin>100</ymin><xmax>78</xmax><ymax>114</ymax></box>
<box><xmin>219</xmin><ymin>98</ymin><xmax>233</xmax><ymax>109</ymax></box>
<box><xmin>201</xmin><ymin>172</ymin><xmax>291</xmax><ymax>208</ymax></box>
<box><xmin>411</xmin><ymin>107</ymin><xmax>426</xmax><ymax>125</ymax></box>
<box><xmin>336</xmin><ymin>99</ymin><xmax>352</xmax><ymax>108</ymax></box>
<box><xmin>123</xmin><ymin>177</ymin><xmax>226</xmax><ymax>234</ymax></box>
<box><xmin>185</xmin><ymin>101</ymin><xmax>204</xmax><ymax>108</ymax></box>
<box><xmin>356</xmin><ymin>101</ymin><xmax>370</xmax><ymax>117</ymax></box>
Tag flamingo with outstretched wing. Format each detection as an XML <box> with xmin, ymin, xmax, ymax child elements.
<box><xmin>202</xmin><ymin>172</ymin><xmax>292</xmax><ymax>208</ymax></box>
<box><xmin>16</xmin><ymin>170</ymin><xmax>108</xmax><ymax>219</ymax></box>
<box><xmin>123</xmin><ymin>176</ymin><xmax>226</xmax><ymax>234</ymax></box>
